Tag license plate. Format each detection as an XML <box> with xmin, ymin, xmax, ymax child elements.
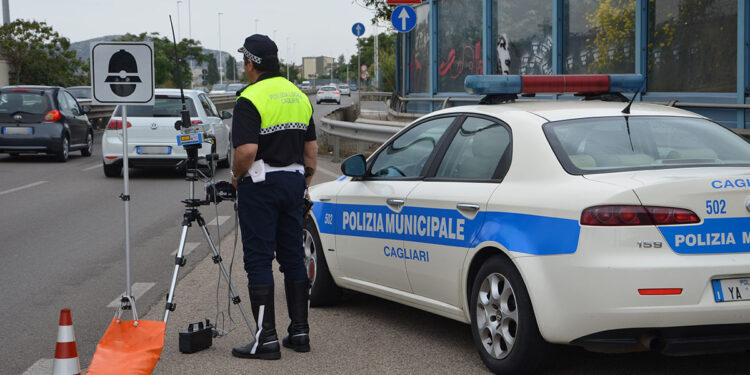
<box><xmin>2</xmin><ymin>127</ymin><xmax>33</xmax><ymax>135</ymax></box>
<box><xmin>712</xmin><ymin>278</ymin><xmax>750</xmax><ymax>302</ymax></box>
<box><xmin>136</xmin><ymin>146</ymin><xmax>171</xmax><ymax>155</ymax></box>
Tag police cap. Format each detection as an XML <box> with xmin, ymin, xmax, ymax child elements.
<box><xmin>238</xmin><ymin>34</ymin><xmax>278</xmax><ymax>70</ymax></box>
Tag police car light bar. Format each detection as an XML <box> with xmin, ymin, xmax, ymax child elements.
<box><xmin>465</xmin><ymin>74</ymin><xmax>643</xmax><ymax>95</ymax></box>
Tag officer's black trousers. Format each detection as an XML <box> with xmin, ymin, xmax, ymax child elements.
<box><xmin>238</xmin><ymin>170</ymin><xmax>307</xmax><ymax>285</ymax></box>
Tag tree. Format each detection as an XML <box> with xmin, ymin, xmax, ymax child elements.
<box><xmin>115</xmin><ymin>32</ymin><xmax>208</xmax><ymax>88</ymax></box>
<box><xmin>360</xmin><ymin>0</ymin><xmax>393</xmax><ymax>24</ymax></box>
<box><xmin>0</xmin><ymin>19</ymin><xmax>88</xmax><ymax>86</ymax></box>
<box><xmin>207</xmin><ymin>58</ymin><xmax>219</xmax><ymax>85</ymax></box>
<box><xmin>225</xmin><ymin>55</ymin><xmax>238</xmax><ymax>82</ymax></box>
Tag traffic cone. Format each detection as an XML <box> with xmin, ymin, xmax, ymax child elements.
<box><xmin>53</xmin><ymin>308</ymin><xmax>81</xmax><ymax>375</ymax></box>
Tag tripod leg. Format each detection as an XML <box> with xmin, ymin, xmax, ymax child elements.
<box><xmin>164</xmin><ymin>224</ymin><xmax>190</xmax><ymax>323</ymax></box>
<box><xmin>198</xmin><ymin>220</ymin><xmax>257</xmax><ymax>338</ymax></box>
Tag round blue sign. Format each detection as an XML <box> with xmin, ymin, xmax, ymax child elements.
<box><xmin>391</xmin><ymin>5</ymin><xmax>417</xmax><ymax>33</ymax></box>
<box><xmin>352</xmin><ymin>22</ymin><xmax>365</xmax><ymax>37</ymax></box>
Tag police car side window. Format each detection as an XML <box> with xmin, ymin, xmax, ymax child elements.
<box><xmin>370</xmin><ymin>117</ymin><xmax>455</xmax><ymax>178</ymax></box>
<box><xmin>436</xmin><ymin>117</ymin><xmax>510</xmax><ymax>180</ymax></box>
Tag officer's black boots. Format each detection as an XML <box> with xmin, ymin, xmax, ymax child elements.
<box><xmin>282</xmin><ymin>279</ymin><xmax>311</xmax><ymax>352</ymax></box>
<box><xmin>232</xmin><ymin>284</ymin><xmax>281</xmax><ymax>360</ymax></box>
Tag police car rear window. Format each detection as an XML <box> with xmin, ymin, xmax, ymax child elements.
<box><xmin>544</xmin><ymin>116</ymin><xmax>750</xmax><ymax>174</ymax></box>
<box><xmin>113</xmin><ymin>97</ymin><xmax>198</xmax><ymax>117</ymax></box>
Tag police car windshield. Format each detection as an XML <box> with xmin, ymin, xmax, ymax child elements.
<box><xmin>544</xmin><ymin>116</ymin><xmax>750</xmax><ymax>174</ymax></box>
<box><xmin>113</xmin><ymin>97</ymin><xmax>198</xmax><ymax>117</ymax></box>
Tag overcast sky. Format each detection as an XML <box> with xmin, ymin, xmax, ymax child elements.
<box><xmin>7</xmin><ymin>0</ymin><xmax>389</xmax><ymax>64</ymax></box>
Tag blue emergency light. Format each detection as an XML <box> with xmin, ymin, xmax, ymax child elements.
<box><xmin>465</xmin><ymin>74</ymin><xmax>644</xmax><ymax>95</ymax></box>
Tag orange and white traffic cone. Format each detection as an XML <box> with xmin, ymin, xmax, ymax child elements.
<box><xmin>52</xmin><ymin>308</ymin><xmax>81</xmax><ymax>375</ymax></box>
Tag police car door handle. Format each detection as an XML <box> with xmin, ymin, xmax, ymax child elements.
<box><xmin>386</xmin><ymin>198</ymin><xmax>405</xmax><ymax>208</ymax></box>
<box><xmin>456</xmin><ymin>203</ymin><xmax>480</xmax><ymax>212</ymax></box>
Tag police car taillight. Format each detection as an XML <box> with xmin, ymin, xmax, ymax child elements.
<box><xmin>464</xmin><ymin>74</ymin><xmax>643</xmax><ymax>95</ymax></box>
<box><xmin>580</xmin><ymin>205</ymin><xmax>700</xmax><ymax>226</ymax></box>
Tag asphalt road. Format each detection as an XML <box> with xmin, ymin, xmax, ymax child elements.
<box><xmin>3</xmin><ymin>92</ymin><xmax>356</xmax><ymax>375</ymax></box>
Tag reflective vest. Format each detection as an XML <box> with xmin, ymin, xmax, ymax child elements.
<box><xmin>237</xmin><ymin>76</ymin><xmax>312</xmax><ymax>135</ymax></box>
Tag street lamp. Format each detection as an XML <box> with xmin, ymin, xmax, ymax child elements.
<box><xmin>176</xmin><ymin>1</ymin><xmax>182</xmax><ymax>41</ymax></box>
<box><xmin>255</xmin><ymin>19</ymin><xmax>259</xmax><ymax>34</ymax></box>
<box><xmin>187</xmin><ymin>0</ymin><xmax>192</xmax><ymax>40</ymax></box>
<box><xmin>218</xmin><ymin>12</ymin><xmax>224</xmax><ymax>85</ymax></box>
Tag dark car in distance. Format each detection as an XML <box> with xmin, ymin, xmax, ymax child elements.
<box><xmin>66</xmin><ymin>86</ymin><xmax>92</xmax><ymax>105</ymax></box>
<box><xmin>0</xmin><ymin>86</ymin><xmax>94</xmax><ymax>162</ymax></box>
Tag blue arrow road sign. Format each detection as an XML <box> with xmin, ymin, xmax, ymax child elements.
<box><xmin>391</xmin><ymin>5</ymin><xmax>417</xmax><ymax>33</ymax></box>
<box><xmin>352</xmin><ymin>22</ymin><xmax>365</xmax><ymax>37</ymax></box>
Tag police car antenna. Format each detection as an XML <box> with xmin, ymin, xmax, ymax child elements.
<box><xmin>622</xmin><ymin>76</ymin><xmax>647</xmax><ymax>114</ymax></box>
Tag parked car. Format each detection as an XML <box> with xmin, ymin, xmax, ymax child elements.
<box><xmin>337</xmin><ymin>84</ymin><xmax>351</xmax><ymax>96</ymax></box>
<box><xmin>225</xmin><ymin>83</ymin><xmax>245</xmax><ymax>95</ymax></box>
<box><xmin>67</xmin><ymin>86</ymin><xmax>92</xmax><ymax>105</ymax></box>
<box><xmin>101</xmin><ymin>89</ymin><xmax>232</xmax><ymax>177</ymax></box>
<box><xmin>209</xmin><ymin>84</ymin><xmax>227</xmax><ymax>95</ymax></box>
<box><xmin>305</xmin><ymin>74</ymin><xmax>750</xmax><ymax>374</ymax></box>
<box><xmin>0</xmin><ymin>86</ymin><xmax>93</xmax><ymax>162</ymax></box>
<box><xmin>315</xmin><ymin>85</ymin><xmax>341</xmax><ymax>105</ymax></box>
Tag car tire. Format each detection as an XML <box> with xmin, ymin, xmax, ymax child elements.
<box><xmin>103</xmin><ymin>161</ymin><xmax>122</xmax><ymax>177</ymax></box>
<box><xmin>81</xmin><ymin>131</ymin><xmax>94</xmax><ymax>157</ymax></box>
<box><xmin>470</xmin><ymin>255</ymin><xmax>552</xmax><ymax>375</ymax></box>
<box><xmin>316</xmin><ymin>100</ymin><xmax>321</xmax><ymax>104</ymax></box>
<box><xmin>304</xmin><ymin>217</ymin><xmax>342</xmax><ymax>307</ymax></box>
<box><xmin>8</xmin><ymin>152</ymin><xmax>19</xmax><ymax>157</ymax></box>
<box><xmin>55</xmin><ymin>135</ymin><xmax>70</xmax><ymax>162</ymax></box>
<box><xmin>336</xmin><ymin>100</ymin><xmax>340</xmax><ymax>105</ymax></box>
<box><xmin>217</xmin><ymin>141</ymin><xmax>231</xmax><ymax>169</ymax></box>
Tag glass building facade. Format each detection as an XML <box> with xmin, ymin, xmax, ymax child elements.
<box><xmin>397</xmin><ymin>0</ymin><xmax>749</xmax><ymax>129</ymax></box>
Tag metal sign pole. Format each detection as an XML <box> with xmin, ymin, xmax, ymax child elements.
<box><xmin>357</xmin><ymin>37</ymin><xmax>361</xmax><ymax>92</ymax></box>
<box><xmin>121</xmin><ymin>105</ymin><xmax>132</xmax><ymax>301</ymax></box>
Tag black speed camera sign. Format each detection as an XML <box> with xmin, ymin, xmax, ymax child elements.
<box><xmin>90</xmin><ymin>42</ymin><xmax>154</xmax><ymax>105</ymax></box>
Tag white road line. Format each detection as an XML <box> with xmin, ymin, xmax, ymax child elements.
<box><xmin>317</xmin><ymin>166</ymin><xmax>340</xmax><ymax>178</ymax></box>
<box><xmin>171</xmin><ymin>242</ymin><xmax>200</xmax><ymax>256</ymax></box>
<box><xmin>22</xmin><ymin>358</ymin><xmax>53</xmax><ymax>375</ymax></box>
<box><xmin>0</xmin><ymin>181</ymin><xmax>47</xmax><ymax>196</ymax></box>
<box><xmin>82</xmin><ymin>163</ymin><xmax>101</xmax><ymax>171</ymax></box>
<box><xmin>107</xmin><ymin>282</ymin><xmax>156</xmax><ymax>308</ymax></box>
<box><xmin>206</xmin><ymin>215</ymin><xmax>230</xmax><ymax>227</ymax></box>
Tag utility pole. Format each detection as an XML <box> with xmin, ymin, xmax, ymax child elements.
<box><xmin>176</xmin><ymin>1</ymin><xmax>182</xmax><ymax>41</ymax></box>
<box><xmin>357</xmin><ymin>37</ymin><xmax>361</xmax><ymax>91</ymax></box>
<box><xmin>188</xmin><ymin>0</ymin><xmax>192</xmax><ymax>40</ymax></box>
<box><xmin>375</xmin><ymin>25</ymin><xmax>379</xmax><ymax>91</ymax></box>
<box><xmin>255</xmin><ymin>19</ymin><xmax>259</xmax><ymax>34</ymax></box>
<box><xmin>2</xmin><ymin>0</ymin><xmax>9</xmax><ymax>24</ymax></box>
<box><xmin>345</xmin><ymin>50</ymin><xmax>349</xmax><ymax>84</ymax></box>
<box><xmin>218</xmin><ymin>12</ymin><xmax>224</xmax><ymax>85</ymax></box>
<box><xmin>286</xmin><ymin>37</ymin><xmax>291</xmax><ymax>80</ymax></box>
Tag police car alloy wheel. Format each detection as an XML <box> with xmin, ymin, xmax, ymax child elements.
<box><xmin>304</xmin><ymin>218</ymin><xmax>342</xmax><ymax>307</ymax></box>
<box><xmin>470</xmin><ymin>256</ymin><xmax>550</xmax><ymax>375</ymax></box>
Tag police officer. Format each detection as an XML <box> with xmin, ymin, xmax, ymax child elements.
<box><xmin>230</xmin><ymin>34</ymin><xmax>317</xmax><ymax>360</ymax></box>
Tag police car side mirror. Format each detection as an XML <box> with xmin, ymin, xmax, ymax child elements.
<box><xmin>220</xmin><ymin>111</ymin><xmax>232</xmax><ymax>120</ymax></box>
<box><xmin>341</xmin><ymin>154</ymin><xmax>366</xmax><ymax>177</ymax></box>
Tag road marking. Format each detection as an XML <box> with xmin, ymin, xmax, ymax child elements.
<box><xmin>22</xmin><ymin>358</ymin><xmax>53</xmax><ymax>375</ymax></box>
<box><xmin>0</xmin><ymin>180</ymin><xmax>47</xmax><ymax>196</ymax></box>
<box><xmin>107</xmin><ymin>282</ymin><xmax>156</xmax><ymax>308</ymax></box>
<box><xmin>206</xmin><ymin>215</ymin><xmax>230</xmax><ymax>227</ymax></box>
<box><xmin>317</xmin><ymin>166</ymin><xmax>340</xmax><ymax>178</ymax></box>
<box><xmin>82</xmin><ymin>163</ymin><xmax>101</xmax><ymax>171</ymax></box>
<box><xmin>171</xmin><ymin>242</ymin><xmax>200</xmax><ymax>256</ymax></box>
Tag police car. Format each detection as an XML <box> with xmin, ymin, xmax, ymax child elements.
<box><xmin>304</xmin><ymin>74</ymin><xmax>750</xmax><ymax>374</ymax></box>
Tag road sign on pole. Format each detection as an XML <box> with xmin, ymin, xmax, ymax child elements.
<box><xmin>90</xmin><ymin>42</ymin><xmax>155</xmax><ymax>105</ymax></box>
<box><xmin>391</xmin><ymin>5</ymin><xmax>417</xmax><ymax>33</ymax></box>
<box><xmin>352</xmin><ymin>22</ymin><xmax>365</xmax><ymax>37</ymax></box>
<box><xmin>387</xmin><ymin>0</ymin><xmax>421</xmax><ymax>4</ymax></box>
<box><xmin>361</xmin><ymin>64</ymin><xmax>368</xmax><ymax>72</ymax></box>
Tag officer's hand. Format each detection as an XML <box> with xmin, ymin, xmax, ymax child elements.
<box><xmin>232</xmin><ymin>178</ymin><xmax>238</xmax><ymax>191</ymax></box>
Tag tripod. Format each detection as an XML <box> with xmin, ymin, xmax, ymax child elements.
<box><xmin>163</xmin><ymin>144</ymin><xmax>256</xmax><ymax>341</ymax></box>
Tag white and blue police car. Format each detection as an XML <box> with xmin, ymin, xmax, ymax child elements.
<box><xmin>303</xmin><ymin>74</ymin><xmax>750</xmax><ymax>374</ymax></box>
